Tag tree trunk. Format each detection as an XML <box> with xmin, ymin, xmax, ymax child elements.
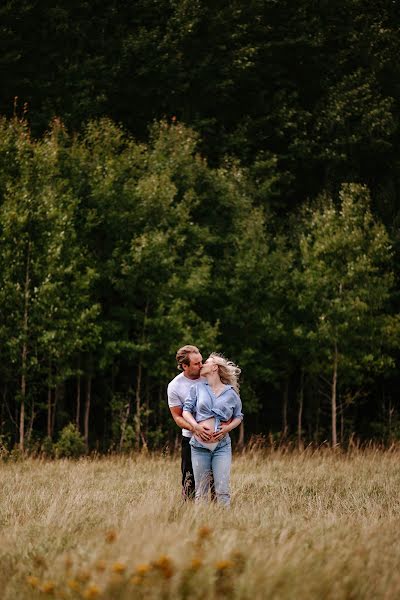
<box><xmin>19</xmin><ymin>361</ymin><xmax>26</xmax><ymax>451</ymax></box>
<box><xmin>315</xmin><ymin>399</ymin><xmax>320</xmax><ymax>443</ymax></box>
<box><xmin>237</xmin><ymin>421</ymin><xmax>245</xmax><ymax>449</ymax></box>
<box><xmin>84</xmin><ymin>374</ymin><xmax>92</xmax><ymax>452</ymax></box>
<box><xmin>135</xmin><ymin>362</ymin><xmax>142</xmax><ymax>451</ymax></box>
<box><xmin>76</xmin><ymin>370</ymin><xmax>81</xmax><ymax>431</ymax></box>
<box><xmin>387</xmin><ymin>388</ymin><xmax>394</xmax><ymax>442</ymax></box>
<box><xmin>331</xmin><ymin>341</ymin><xmax>338</xmax><ymax>447</ymax></box>
<box><xmin>145</xmin><ymin>376</ymin><xmax>150</xmax><ymax>440</ymax></box>
<box><xmin>20</xmin><ymin>241</ymin><xmax>31</xmax><ymax>452</ymax></box>
<box><xmin>1</xmin><ymin>385</ymin><xmax>5</xmax><ymax>435</ymax></box>
<box><xmin>51</xmin><ymin>383</ymin><xmax>60</xmax><ymax>437</ymax></box>
<box><xmin>134</xmin><ymin>302</ymin><xmax>149</xmax><ymax>452</ymax></box>
<box><xmin>281</xmin><ymin>378</ymin><xmax>289</xmax><ymax>440</ymax></box>
<box><xmin>119</xmin><ymin>394</ymin><xmax>131</xmax><ymax>451</ymax></box>
<box><xmin>47</xmin><ymin>386</ymin><xmax>52</xmax><ymax>438</ymax></box>
<box><xmin>340</xmin><ymin>401</ymin><xmax>344</xmax><ymax>445</ymax></box>
<box><xmin>297</xmin><ymin>370</ymin><xmax>304</xmax><ymax>449</ymax></box>
<box><xmin>158</xmin><ymin>385</ymin><xmax>162</xmax><ymax>430</ymax></box>
<box><xmin>27</xmin><ymin>399</ymin><xmax>35</xmax><ymax>443</ymax></box>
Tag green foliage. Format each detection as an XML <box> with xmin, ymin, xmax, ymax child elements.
<box><xmin>2</xmin><ymin>0</ymin><xmax>400</xmax><ymax>218</ymax></box>
<box><xmin>54</xmin><ymin>424</ymin><xmax>86</xmax><ymax>459</ymax></box>
<box><xmin>40</xmin><ymin>436</ymin><xmax>55</xmax><ymax>459</ymax></box>
<box><xmin>297</xmin><ymin>183</ymin><xmax>398</xmax><ymax>385</ymax></box>
<box><xmin>0</xmin><ymin>115</ymin><xmax>398</xmax><ymax>448</ymax></box>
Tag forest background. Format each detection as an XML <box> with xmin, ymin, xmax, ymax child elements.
<box><xmin>0</xmin><ymin>0</ymin><xmax>400</xmax><ymax>454</ymax></box>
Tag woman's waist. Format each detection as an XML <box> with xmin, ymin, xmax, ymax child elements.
<box><xmin>197</xmin><ymin>417</ymin><xmax>217</xmax><ymax>431</ymax></box>
<box><xmin>191</xmin><ymin>434</ymin><xmax>231</xmax><ymax>450</ymax></box>
<box><xmin>194</xmin><ymin>417</ymin><xmax>216</xmax><ymax>446</ymax></box>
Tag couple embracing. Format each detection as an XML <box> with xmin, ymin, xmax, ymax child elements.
<box><xmin>167</xmin><ymin>345</ymin><xmax>243</xmax><ymax>507</ymax></box>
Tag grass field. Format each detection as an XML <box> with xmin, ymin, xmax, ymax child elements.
<box><xmin>1</xmin><ymin>448</ymin><xmax>400</xmax><ymax>599</ymax></box>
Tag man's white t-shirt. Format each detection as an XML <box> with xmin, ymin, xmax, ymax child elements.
<box><xmin>167</xmin><ymin>373</ymin><xmax>205</xmax><ymax>438</ymax></box>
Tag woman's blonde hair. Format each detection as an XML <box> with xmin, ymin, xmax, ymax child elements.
<box><xmin>209</xmin><ymin>353</ymin><xmax>241</xmax><ymax>393</ymax></box>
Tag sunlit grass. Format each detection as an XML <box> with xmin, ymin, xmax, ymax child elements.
<box><xmin>1</xmin><ymin>448</ymin><xmax>400</xmax><ymax>599</ymax></box>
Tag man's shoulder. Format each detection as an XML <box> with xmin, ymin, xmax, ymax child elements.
<box><xmin>167</xmin><ymin>374</ymin><xmax>205</xmax><ymax>395</ymax></box>
<box><xmin>167</xmin><ymin>372</ymin><xmax>184</xmax><ymax>390</ymax></box>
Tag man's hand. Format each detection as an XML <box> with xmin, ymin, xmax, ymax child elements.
<box><xmin>193</xmin><ymin>421</ymin><xmax>213</xmax><ymax>441</ymax></box>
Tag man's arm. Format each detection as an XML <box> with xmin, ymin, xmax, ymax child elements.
<box><xmin>169</xmin><ymin>406</ymin><xmax>194</xmax><ymax>431</ymax></box>
<box><xmin>170</xmin><ymin>406</ymin><xmax>212</xmax><ymax>441</ymax></box>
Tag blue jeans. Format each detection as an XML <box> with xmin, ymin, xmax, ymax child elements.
<box><xmin>190</xmin><ymin>435</ymin><xmax>232</xmax><ymax>506</ymax></box>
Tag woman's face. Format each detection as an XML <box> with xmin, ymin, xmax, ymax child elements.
<box><xmin>200</xmin><ymin>357</ymin><xmax>216</xmax><ymax>376</ymax></box>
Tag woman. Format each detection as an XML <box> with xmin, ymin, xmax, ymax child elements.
<box><xmin>182</xmin><ymin>353</ymin><xmax>243</xmax><ymax>506</ymax></box>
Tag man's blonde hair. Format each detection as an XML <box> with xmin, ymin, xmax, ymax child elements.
<box><xmin>176</xmin><ymin>345</ymin><xmax>200</xmax><ymax>370</ymax></box>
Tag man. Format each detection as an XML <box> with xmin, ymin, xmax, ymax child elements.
<box><xmin>167</xmin><ymin>345</ymin><xmax>212</xmax><ymax>499</ymax></box>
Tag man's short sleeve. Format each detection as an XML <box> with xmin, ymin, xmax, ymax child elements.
<box><xmin>167</xmin><ymin>381</ymin><xmax>183</xmax><ymax>408</ymax></box>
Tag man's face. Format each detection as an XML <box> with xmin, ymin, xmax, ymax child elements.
<box><xmin>183</xmin><ymin>352</ymin><xmax>203</xmax><ymax>379</ymax></box>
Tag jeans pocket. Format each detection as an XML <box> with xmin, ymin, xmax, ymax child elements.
<box><xmin>190</xmin><ymin>437</ymin><xmax>204</xmax><ymax>449</ymax></box>
<box><xmin>217</xmin><ymin>434</ymin><xmax>231</xmax><ymax>449</ymax></box>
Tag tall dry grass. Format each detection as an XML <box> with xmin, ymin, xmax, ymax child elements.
<box><xmin>1</xmin><ymin>448</ymin><xmax>400</xmax><ymax>599</ymax></box>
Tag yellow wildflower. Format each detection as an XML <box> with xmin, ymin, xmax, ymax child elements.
<box><xmin>26</xmin><ymin>575</ymin><xmax>40</xmax><ymax>588</ymax></box>
<box><xmin>215</xmin><ymin>560</ymin><xmax>234</xmax><ymax>571</ymax></box>
<box><xmin>82</xmin><ymin>583</ymin><xmax>102</xmax><ymax>599</ymax></box>
<box><xmin>67</xmin><ymin>579</ymin><xmax>80</xmax><ymax>592</ymax></box>
<box><xmin>152</xmin><ymin>555</ymin><xmax>174</xmax><ymax>579</ymax></box>
<box><xmin>40</xmin><ymin>580</ymin><xmax>56</xmax><ymax>594</ymax></box>
<box><xmin>111</xmin><ymin>562</ymin><xmax>126</xmax><ymax>574</ymax></box>
<box><xmin>135</xmin><ymin>563</ymin><xmax>151</xmax><ymax>576</ymax></box>
<box><xmin>189</xmin><ymin>557</ymin><xmax>203</xmax><ymax>571</ymax></box>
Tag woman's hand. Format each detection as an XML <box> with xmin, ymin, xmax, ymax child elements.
<box><xmin>211</xmin><ymin>422</ymin><xmax>230</xmax><ymax>441</ymax></box>
<box><xmin>194</xmin><ymin>421</ymin><xmax>213</xmax><ymax>441</ymax></box>
<box><xmin>212</xmin><ymin>417</ymin><xmax>242</xmax><ymax>441</ymax></box>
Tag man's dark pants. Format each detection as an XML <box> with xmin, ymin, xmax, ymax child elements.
<box><xmin>181</xmin><ymin>436</ymin><xmax>196</xmax><ymax>499</ymax></box>
<box><xmin>181</xmin><ymin>435</ymin><xmax>215</xmax><ymax>501</ymax></box>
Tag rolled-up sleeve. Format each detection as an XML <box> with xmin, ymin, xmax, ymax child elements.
<box><xmin>183</xmin><ymin>384</ymin><xmax>197</xmax><ymax>414</ymax></box>
<box><xmin>232</xmin><ymin>392</ymin><xmax>244</xmax><ymax>421</ymax></box>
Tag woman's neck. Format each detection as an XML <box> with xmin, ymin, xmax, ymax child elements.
<box><xmin>206</xmin><ymin>373</ymin><xmax>223</xmax><ymax>388</ymax></box>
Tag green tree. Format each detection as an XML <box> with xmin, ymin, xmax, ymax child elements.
<box><xmin>0</xmin><ymin>119</ymin><xmax>100</xmax><ymax>450</ymax></box>
<box><xmin>297</xmin><ymin>183</ymin><xmax>399</xmax><ymax>445</ymax></box>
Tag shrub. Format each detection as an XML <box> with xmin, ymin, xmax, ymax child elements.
<box><xmin>55</xmin><ymin>424</ymin><xmax>86</xmax><ymax>458</ymax></box>
<box><xmin>41</xmin><ymin>436</ymin><xmax>55</xmax><ymax>458</ymax></box>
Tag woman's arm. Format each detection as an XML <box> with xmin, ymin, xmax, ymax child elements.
<box><xmin>212</xmin><ymin>390</ymin><xmax>243</xmax><ymax>441</ymax></box>
<box><xmin>182</xmin><ymin>385</ymin><xmax>212</xmax><ymax>441</ymax></box>
<box><xmin>182</xmin><ymin>410</ymin><xmax>198</xmax><ymax>431</ymax></box>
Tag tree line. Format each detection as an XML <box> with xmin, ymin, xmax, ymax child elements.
<box><xmin>1</xmin><ymin>0</ymin><xmax>400</xmax><ymax>450</ymax></box>
<box><xmin>0</xmin><ymin>116</ymin><xmax>398</xmax><ymax>452</ymax></box>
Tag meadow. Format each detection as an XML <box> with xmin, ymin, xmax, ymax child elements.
<box><xmin>1</xmin><ymin>448</ymin><xmax>400</xmax><ymax>599</ymax></box>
